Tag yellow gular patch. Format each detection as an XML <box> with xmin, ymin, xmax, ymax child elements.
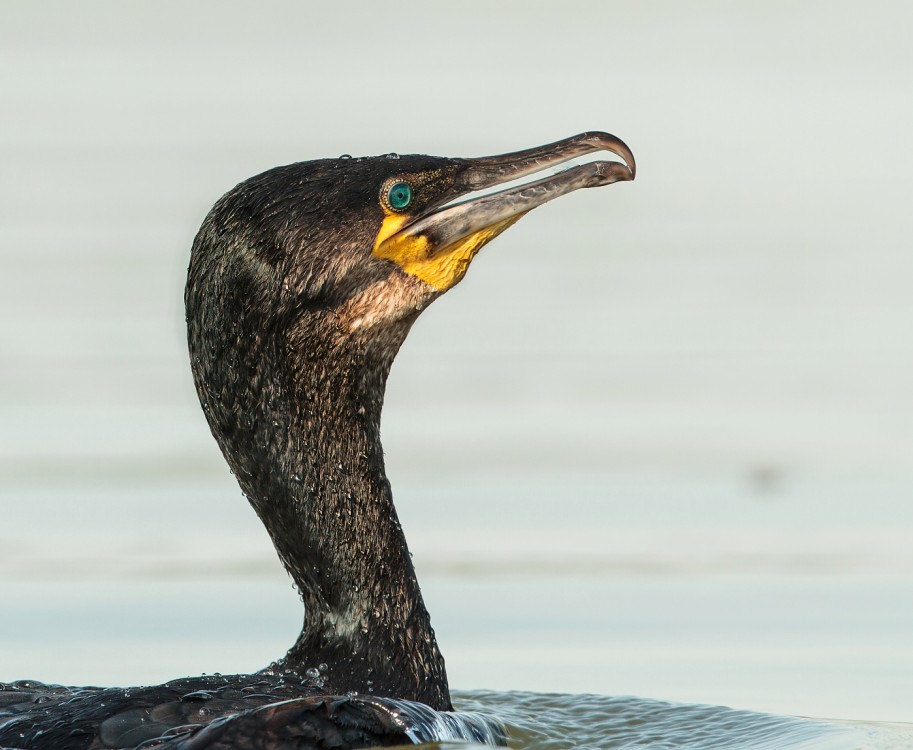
<box><xmin>373</xmin><ymin>213</ymin><xmax>526</xmax><ymax>292</ymax></box>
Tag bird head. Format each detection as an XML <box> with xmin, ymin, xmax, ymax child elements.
<box><xmin>185</xmin><ymin>131</ymin><xmax>636</xmax><ymax>461</ymax></box>
<box><xmin>187</xmin><ymin>133</ymin><xmax>634</xmax><ymax>376</ymax></box>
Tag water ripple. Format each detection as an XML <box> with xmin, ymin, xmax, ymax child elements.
<box><xmin>450</xmin><ymin>690</ymin><xmax>907</xmax><ymax>750</ymax></box>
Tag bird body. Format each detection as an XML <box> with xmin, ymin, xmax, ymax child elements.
<box><xmin>1</xmin><ymin>133</ymin><xmax>634</xmax><ymax>749</ymax></box>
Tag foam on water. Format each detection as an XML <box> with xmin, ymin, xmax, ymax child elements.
<box><xmin>368</xmin><ymin>696</ymin><xmax>506</xmax><ymax>745</ymax></box>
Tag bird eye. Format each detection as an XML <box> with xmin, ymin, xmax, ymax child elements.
<box><xmin>385</xmin><ymin>181</ymin><xmax>413</xmax><ymax>212</ymax></box>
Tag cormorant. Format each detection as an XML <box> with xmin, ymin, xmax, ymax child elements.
<box><xmin>0</xmin><ymin>132</ymin><xmax>635</xmax><ymax>749</ymax></box>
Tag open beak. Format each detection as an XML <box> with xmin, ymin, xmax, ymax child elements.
<box><xmin>373</xmin><ymin>132</ymin><xmax>635</xmax><ymax>291</ymax></box>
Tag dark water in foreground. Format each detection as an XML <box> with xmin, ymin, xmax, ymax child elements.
<box><xmin>440</xmin><ymin>690</ymin><xmax>913</xmax><ymax>750</ymax></box>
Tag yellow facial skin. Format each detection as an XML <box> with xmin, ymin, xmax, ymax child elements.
<box><xmin>373</xmin><ymin>212</ymin><xmax>525</xmax><ymax>292</ymax></box>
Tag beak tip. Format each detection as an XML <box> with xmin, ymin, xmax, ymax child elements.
<box><xmin>588</xmin><ymin>131</ymin><xmax>636</xmax><ymax>180</ymax></box>
<box><xmin>597</xmin><ymin>161</ymin><xmax>636</xmax><ymax>185</ymax></box>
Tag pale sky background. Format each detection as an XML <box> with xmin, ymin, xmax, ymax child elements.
<box><xmin>1</xmin><ymin>0</ymin><xmax>912</xmax><ymax>722</ymax></box>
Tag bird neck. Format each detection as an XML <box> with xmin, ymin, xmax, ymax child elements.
<box><xmin>221</xmin><ymin>335</ymin><xmax>451</xmax><ymax>710</ymax></box>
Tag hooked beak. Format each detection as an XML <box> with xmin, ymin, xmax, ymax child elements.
<box><xmin>407</xmin><ymin>132</ymin><xmax>634</xmax><ymax>251</ymax></box>
<box><xmin>460</xmin><ymin>131</ymin><xmax>635</xmax><ymax>188</ymax></box>
<box><xmin>373</xmin><ymin>132</ymin><xmax>635</xmax><ymax>291</ymax></box>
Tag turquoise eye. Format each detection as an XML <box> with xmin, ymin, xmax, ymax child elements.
<box><xmin>386</xmin><ymin>181</ymin><xmax>412</xmax><ymax>211</ymax></box>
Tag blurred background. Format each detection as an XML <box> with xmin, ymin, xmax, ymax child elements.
<box><xmin>1</xmin><ymin>0</ymin><xmax>911</xmax><ymax>723</ymax></box>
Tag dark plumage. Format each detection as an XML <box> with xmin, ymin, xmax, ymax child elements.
<box><xmin>0</xmin><ymin>133</ymin><xmax>634</xmax><ymax>749</ymax></box>
<box><xmin>186</xmin><ymin>155</ymin><xmax>464</xmax><ymax>710</ymax></box>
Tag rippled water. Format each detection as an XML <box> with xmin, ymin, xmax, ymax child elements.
<box><xmin>446</xmin><ymin>691</ymin><xmax>913</xmax><ymax>750</ymax></box>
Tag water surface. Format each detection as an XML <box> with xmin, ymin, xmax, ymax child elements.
<box><xmin>450</xmin><ymin>690</ymin><xmax>907</xmax><ymax>750</ymax></box>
